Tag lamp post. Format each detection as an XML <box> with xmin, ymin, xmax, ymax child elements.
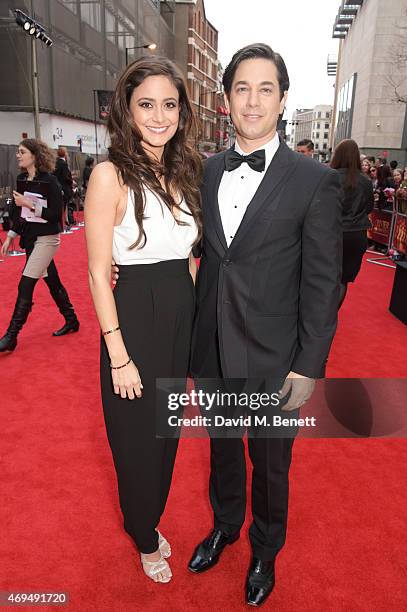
<box><xmin>125</xmin><ymin>43</ymin><xmax>157</xmax><ymax>65</ymax></box>
<box><xmin>14</xmin><ymin>7</ymin><xmax>53</xmax><ymax>140</ymax></box>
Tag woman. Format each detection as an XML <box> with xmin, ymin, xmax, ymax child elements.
<box><xmin>361</xmin><ymin>158</ymin><xmax>371</xmax><ymax>176</ymax></box>
<box><xmin>85</xmin><ymin>57</ymin><xmax>202</xmax><ymax>583</ymax></box>
<box><xmin>331</xmin><ymin>139</ymin><xmax>374</xmax><ymax>308</ymax></box>
<box><xmin>0</xmin><ymin>139</ymin><xmax>80</xmax><ymax>352</ymax></box>
<box><xmin>393</xmin><ymin>168</ymin><xmax>403</xmax><ymax>188</ymax></box>
<box><xmin>396</xmin><ymin>169</ymin><xmax>407</xmax><ymax>214</ymax></box>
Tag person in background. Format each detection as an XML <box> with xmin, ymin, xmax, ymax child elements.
<box><xmin>296</xmin><ymin>138</ymin><xmax>314</xmax><ymax>157</ymax></box>
<box><xmin>393</xmin><ymin>168</ymin><xmax>403</xmax><ymax>189</ymax></box>
<box><xmin>330</xmin><ymin>139</ymin><xmax>374</xmax><ymax>308</ymax></box>
<box><xmin>361</xmin><ymin>158</ymin><xmax>371</xmax><ymax>176</ymax></box>
<box><xmin>82</xmin><ymin>157</ymin><xmax>94</xmax><ymax>192</ymax></box>
<box><xmin>54</xmin><ymin>146</ymin><xmax>74</xmax><ymax>226</ymax></box>
<box><xmin>390</xmin><ymin>160</ymin><xmax>398</xmax><ymax>173</ymax></box>
<box><xmin>0</xmin><ymin>139</ymin><xmax>80</xmax><ymax>352</ymax></box>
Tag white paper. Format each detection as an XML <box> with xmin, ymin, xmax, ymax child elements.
<box><xmin>21</xmin><ymin>191</ymin><xmax>48</xmax><ymax>224</ymax></box>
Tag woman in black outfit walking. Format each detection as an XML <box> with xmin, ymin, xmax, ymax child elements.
<box><xmin>331</xmin><ymin>139</ymin><xmax>374</xmax><ymax>308</ymax></box>
<box><xmin>0</xmin><ymin>139</ymin><xmax>79</xmax><ymax>352</ymax></box>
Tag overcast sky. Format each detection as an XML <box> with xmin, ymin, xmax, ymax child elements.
<box><xmin>203</xmin><ymin>0</ymin><xmax>340</xmax><ymax>121</ymax></box>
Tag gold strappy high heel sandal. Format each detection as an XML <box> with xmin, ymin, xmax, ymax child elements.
<box><xmin>140</xmin><ymin>552</ymin><xmax>172</xmax><ymax>583</ymax></box>
<box><xmin>158</xmin><ymin>531</ymin><xmax>171</xmax><ymax>558</ymax></box>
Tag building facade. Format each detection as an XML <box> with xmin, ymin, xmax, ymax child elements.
<box><xmin>288</xmin><ymin>108</ymin><xmax>313</xmax><ymax>149</ymax></box>
<box><xmin>311</xmin><ymin>105</ymin><xmax>333</xmax><ymax>158</ymax></box>
<box><xmin>332</xmin><ymin>0</ymin><xmax>407</xmax><ymax>165</ymax></box>
<box><xmin>174</xmin><ymin>0</ymin><xmax>219</xmax><ymax>151</ymax></box>
<box><xmin>0</xmin><ymin>0</ymin><xmax>176</xmax><ymax>166</ymax></box>
<box><xmin>288</xmin><ymin>106</ymin><xmax>332</xmax><ymax>159</ymax></box>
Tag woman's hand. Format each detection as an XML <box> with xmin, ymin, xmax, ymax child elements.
<box><xmin>13</xmin><ymin>191</ymin><xmax>35</xmax><ymax>209</ymax></box>
<box><xmin>111</xmin><ymin>359</ymin><xmax>143</xmax><ymax>400</ymax></box>
<box><xmin>1</xmin><ymin>237</ymin><xmax>12</xmax><ymax>256</ymax></box>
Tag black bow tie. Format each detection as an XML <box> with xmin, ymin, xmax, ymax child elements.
<box><xmin>224</xmin><ymin>148</ymin><xmax>266</xmax><ymax>172</ymax></box>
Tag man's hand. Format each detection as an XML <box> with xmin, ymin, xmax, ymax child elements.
<box><xmin>278</xmin><ymin>371</ymin><xmax>315</xmax><ymax>412</ymax></box>
<box><xmin>111</xmin><ymin>259</ymin><xmax>119</xmax><ymax>285</ymax></box>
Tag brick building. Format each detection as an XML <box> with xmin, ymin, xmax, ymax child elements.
<box><xmin>173</xmin><ymin>0</ymin><xmax>219</xmax><ymax>150</ymax></box>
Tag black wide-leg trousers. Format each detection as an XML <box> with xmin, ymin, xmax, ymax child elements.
<box><xmin>195</xmin><ymin>332</ymin><xmax>295</xmax><ymax>562</ymax></box>
<box><xmin>100</xmin><ymin>259</ymin><xmax>194</xmax><ymax>554</ymax></box>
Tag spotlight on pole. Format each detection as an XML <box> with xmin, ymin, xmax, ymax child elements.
<box><xmin>14</xmin><ymin>9</ymin><xmax>53</xmax><ymax>46</ymax></box>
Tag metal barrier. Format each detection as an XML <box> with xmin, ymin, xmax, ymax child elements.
<box><xmin>366</xmin><ymin>194</ymin><xmax>407</xmax><ymax>269</ymax></box>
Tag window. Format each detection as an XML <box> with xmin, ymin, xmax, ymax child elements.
<box><xmin>315</xmin><ymin>143</ymin><xmax>319</xmax><ymax>150</ymax></box>
<box><xmin>325</xmin><ymin>123</ymin><xmax>329</xmax><ymax>129</ymax></box>
<box><xmin>317</xmin><ymin>112</ymin><xmax>321</xmax><ymax>118</ymax></box>
<box><xmin>315</xmin><ymin>132</ymin><xmax>320</xmax><ymax>139</ymax></box>
<box><xmin>81</xmin><ymin>0</ymin><xmax>101</xmax><ymax>31</ymax></box>
<box><xmin>324</xmin><ymin>132</ymin><xmax>328</xmax><ymax>140</ymax></box>
<box><xmin>58</xmin><ymin>0</ymin><xmax>77</xmax><ymax>14</ymax></box>
<box><xmin>334</xmin><ymin>73</ymin><xmax>357</xmax><ymax>145</ymax></box>
<box><xmin>323</xmin><ymin>143</ymin><xmax>327</xmax><ymax>150</ymax></box>
<box><xmin>316</xmin><ymin>123</ymin><xmax>320</xmax><ymax>129</ymax></box>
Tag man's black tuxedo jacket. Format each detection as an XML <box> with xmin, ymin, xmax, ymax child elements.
<box><xmin>190</xmin><ymin>141</ymin><xmax>343</xmax><ymax>380</ymax></box>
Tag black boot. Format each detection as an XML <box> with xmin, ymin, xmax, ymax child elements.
<box><xmin>0</xmin><ymin>298</ymin><xmax>33</xmax><ymax>352</ymax></box>
<box><xmin>49</xmin><ymin>286</ymin><xmax>80</xmax><ymax>336</ymax></box>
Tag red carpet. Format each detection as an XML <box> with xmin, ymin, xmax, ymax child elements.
<box><xmin>1</xmin><ymin>227</ymin><xmax>407</xmax><ymax>611</ymax></box>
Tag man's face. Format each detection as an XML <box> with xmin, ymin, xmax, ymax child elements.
<box><xmin>225</xmin><ymin>58</ymin><xmax>287</xmax><ymax>150</ymax></box>
<box><xmin>296</xmin><ymin>145</ymin><xmax>313</xmax><ymax>157</ymax></box>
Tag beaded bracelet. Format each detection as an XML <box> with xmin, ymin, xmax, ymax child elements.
<box><xmin>102</xmin><ymin>326</ymin><xmax>120</xmax><ymax>336</ymax></box>
<box><xmin>110</xmin><ymin>357</ymin><xmax>132</xmax><ymax>370</ymax></box>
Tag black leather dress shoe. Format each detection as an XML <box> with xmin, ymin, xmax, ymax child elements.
<box><xmin>246</xmin><ymin>558</ymin><xmax>275</xmax><ymax>607</ymax></box>
<box><xmin>188</xmin><ymin>529</ymin><xmax>239</xmax><ymax>573</ymax></box>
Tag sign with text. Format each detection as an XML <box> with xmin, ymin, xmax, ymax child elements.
<box><xmin>367</xmin><ymin>209</ymin><xmax>393</xmax><ymax>246</ymax></box>
<box><xmin>392</xmin><ymin>213</ymin><xmax>407</xmax><ymax>255</ymax></box>
<box><xmin>96</xmin><ymin>90</ymin><xmax>113</xmax><ymax>120</ymax></box>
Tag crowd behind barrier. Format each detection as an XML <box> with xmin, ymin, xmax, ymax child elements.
<box><xmin>368</xmin><ymin>191</ymin><xmax>407</xmax><ymax>258</ymax></box>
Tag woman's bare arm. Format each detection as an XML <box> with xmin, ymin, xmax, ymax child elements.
<box><xmin>85</xmin><ymin>162</ymin><xmax>142</xmax><ymax>399</ymax></box>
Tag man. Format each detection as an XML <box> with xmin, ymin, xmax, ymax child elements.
<box><xmin>82</xmin><ymin>156</ymin><xmax>94</xmax><ymax>191</ymax></box>
<box><xmin>188</xmin><ymin>44</ymin><xmax>342</xmax><ymax>606</ymax></box>
<box><xmin>54</xmin><ymin>146</ymin><xmax>74</xmax><ymax>226</ymax></box>
<box><xmin>296</xmin><ymin>138</ymin><xmax>314</xmax><ymax>157</ymax></box>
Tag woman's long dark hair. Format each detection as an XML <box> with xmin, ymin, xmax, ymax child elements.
<box><xmin>20</xmin><ymin>138</ymin><xmax>55</xmax><ymax>173</ymax></box>
<box><xmin>330</xmin><ymin>139</ymin><xmax>361</xmax><ymax>190</ymax></box>
<box><xmin>107</xmin><ymin>56</ymin><xmax>202</xmax><ymax>248</ymax></box>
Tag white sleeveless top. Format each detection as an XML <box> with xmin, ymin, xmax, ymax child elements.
<box><xmin>112</xmin><ymin>186</ymin><xmax>198</xmax><ymax>265</ymax></box>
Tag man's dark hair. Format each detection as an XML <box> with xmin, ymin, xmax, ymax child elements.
<box><xmin>85</xmin><ymin>157</ymin><xmax>94</xmax><ymax>167</ymax></box>
<box><xmin>367</xmin><ymin>156</ymin><xmax>375</xmax><ymax>163</ymax></box>
<box><xmin>222</xmin><ymin>43</ymin><xmax>290</xmax><ymax>100</ymax></box>
<box><xmin>297</xmin><ymin>139</ymin><xmax>314</xmax><ymax>150</ymax></box>
<box><xmin>390</xmin><ymin>160</ymin><xmax>398</xmax><ymax>170</ymax></box>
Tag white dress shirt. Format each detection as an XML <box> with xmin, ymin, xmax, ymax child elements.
<box><xmin>218</xmin><ymin>133</ymin><xmax>280</xmax><ymax>247</ymax></box>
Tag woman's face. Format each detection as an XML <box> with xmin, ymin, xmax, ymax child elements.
<box><xmin>393</xmin><ymin>170</ymin><xmax>402</xmax><ymax>184</ymax></box>
<box><xmin>370</xmin><ymin>167</ymin><xmax>378</xmax><ymax>180</ymax></box>
<box><xmin>16</xmin><ymin>145</ymin><xmax>35</xmax><ymax>170</ymax></box>
<box><xmin>129</xmin><ymin>75</ymin><xmax>180</xmax><ymax>159</ymax></box>
<box><xmin>361</xmin><ymin>159</ymin><xmax>371</xmax><ymax>174</ymax></box>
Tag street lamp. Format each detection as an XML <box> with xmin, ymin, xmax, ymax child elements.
<box><xmin>125</xmin><ymin>43</ymin><xmax>157</xmax><ymax>65</ymax></box>
<box><xmin>14</xmin><ymin>8</ymin><xmax>53</xmax><ymax>139</ymax></box>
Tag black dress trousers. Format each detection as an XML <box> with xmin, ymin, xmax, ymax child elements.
<box><xmin>100</xmin><ymin>259</ymin><xmax>195</xmax><ymax>554</ymax></box>
<box><xmin>194</xmin><ymin>331</ymin><xmax>296</xmax><ymax>562</ymax></box>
